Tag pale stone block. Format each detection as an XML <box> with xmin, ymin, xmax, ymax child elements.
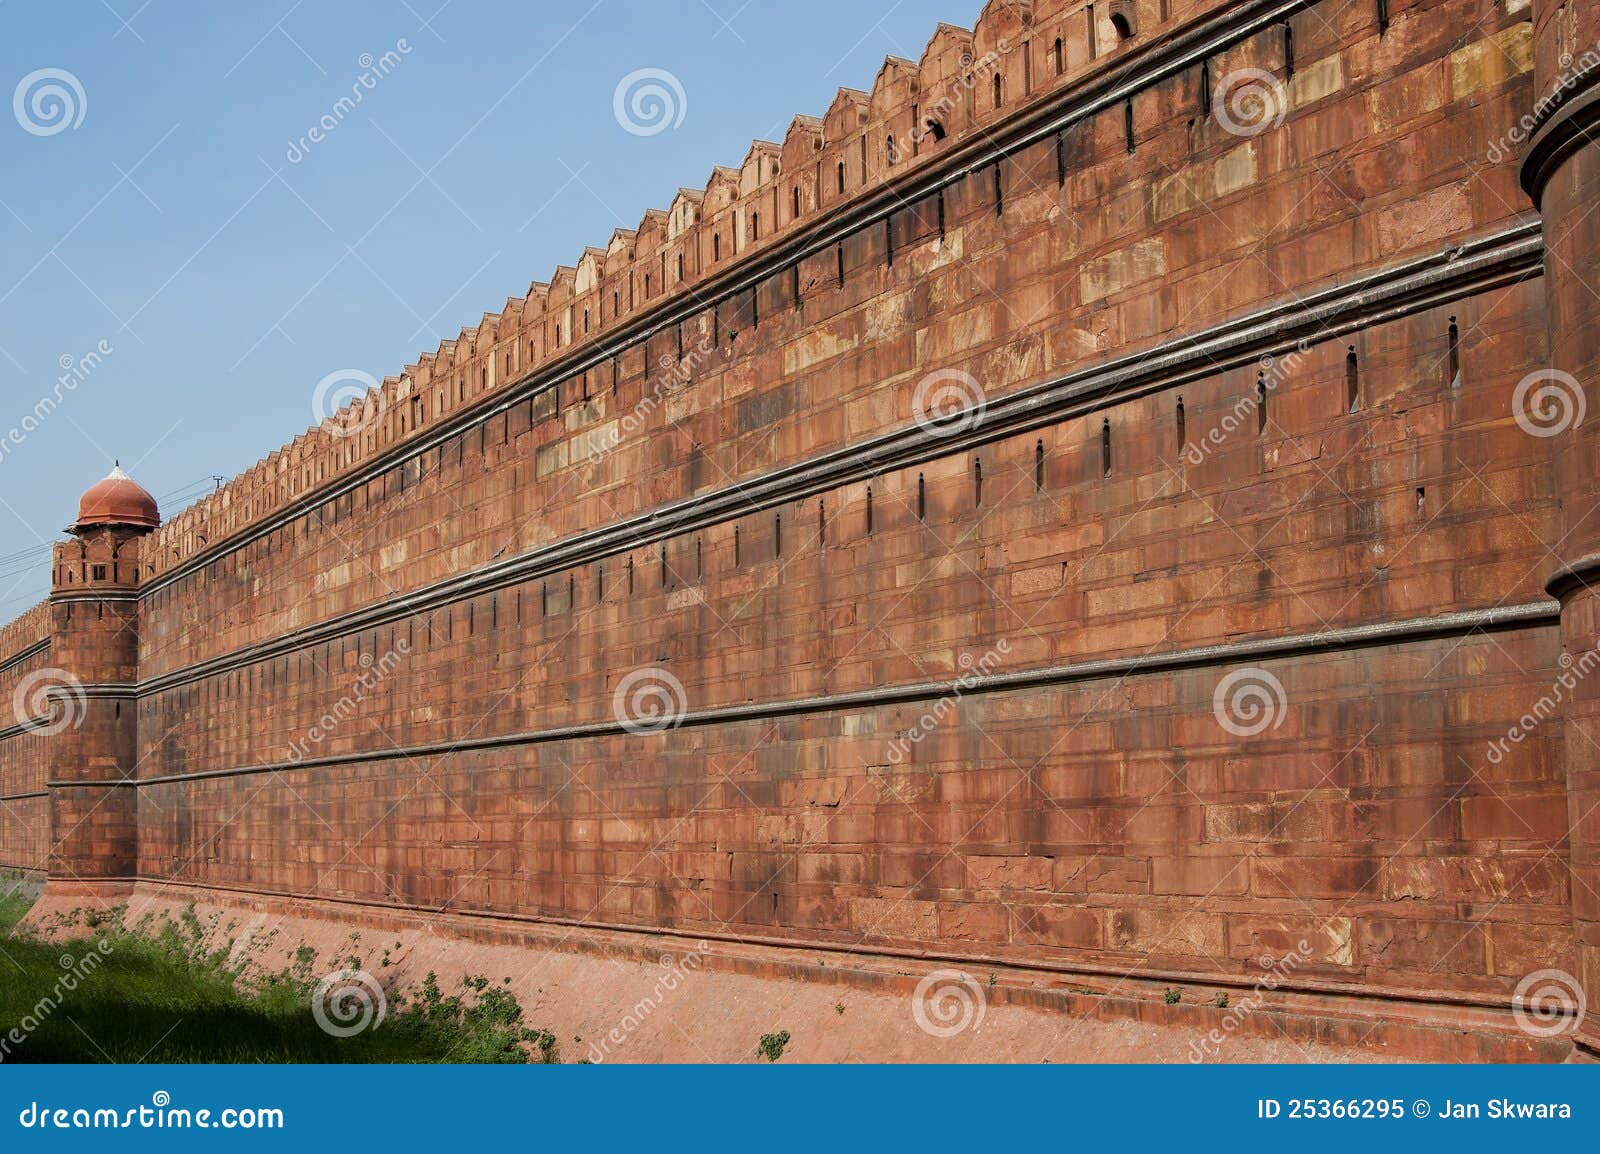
<box><xmin>1449</xmin><ymin>22</ymin><xmax>1534</xmax><ymax>103</ymax></box>
<box><xmin>1290</xmin><ymin>52</ymin><xmax>1345</xmax><ymax>108</ymax></box>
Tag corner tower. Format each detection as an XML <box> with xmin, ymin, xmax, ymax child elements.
<box><xmin>44</xmin><ymin>465</ymin><xmax>158</xmax><ymax>896</ymax></box>
<box><xmin>1523</xmin><ymin>0</ymin><xmax>1600</xmax><ymax>1062</ymax></box>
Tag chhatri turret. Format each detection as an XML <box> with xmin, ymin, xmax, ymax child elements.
<box><xmin>54</xmin><ymin>463</ymin><xmax>160</xmax><ymax>593</ymax></box>
<box><xmin>43</xmin><ymin>464</ymin><xmax>160</xmax><ymax>895</ymax></box>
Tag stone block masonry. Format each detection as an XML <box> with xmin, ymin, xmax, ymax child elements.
<box><xmin>6</xmin><ymin>0</ymin><xmax>1598</xmax><ymax>1060</ymax></box>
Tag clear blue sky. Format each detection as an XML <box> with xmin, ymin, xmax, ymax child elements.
<box><xmin>0</xmin><ymin>0</ymin><xmax>959</xmax><ymax>616</ymax></box>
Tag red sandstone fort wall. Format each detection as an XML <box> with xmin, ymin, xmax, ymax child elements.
<box><xmin>0</xmin><ymin>0</ymin><xmax>1579</xmax><ymax>1040</ymax></box>
<box><xmin>136</xmin><ymin>0</ymin><xmax>1215</xmax><ymax>588</ymax></box>
<box><xmin>135</xmin><ymin>0</ymin><xmax>1539</xmax><ymax>680</ymax></box>
<box><xmin>0</xmin><ymin>602</ymin><xmax>54</xmax><ymax>874</ymax></box>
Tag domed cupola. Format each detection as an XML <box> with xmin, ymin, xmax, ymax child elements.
<box><xmin>72</xmin><ymin>463</ymin><xmax>160</xmax><ymax>533</ymax></box>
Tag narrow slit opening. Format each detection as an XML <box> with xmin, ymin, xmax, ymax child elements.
<box><xmin>1447</xmin><ymin>316</ymin><xmax>1460</xmax><ymax>388</ymax></box>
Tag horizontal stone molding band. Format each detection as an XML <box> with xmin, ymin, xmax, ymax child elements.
<box><xmin>0</xmin><ymin>791</ymin><xmax>46</xmax><ymax>802</ymax></box>
<box><xmin>136</xmin><ymin>221</ymin><xmax>1546</xmax><ymax>699</ymax></box>
<box><xmin>77</xmin><ymin>683</ymin><xmax>137</xmax><ymax>700</ymax></box>
<box><xmin>0</xmin><ymin>637</ymin><xmax>50</xmax><ymax>675</ymax></box>
<box><xmin>104</xmin><ymin>874</ymin><xmax>1544</xmax><ymax>1027</ymax></box>
<box><xmin>49</xmin><ymin>593</ymin><xmax>137</xmax><ymax>606</ymax></box>
<box><xmin>1520</xmin><ymin>75</ymin><xmax>1600</xmax><ymax>208</ymax></box>
<box><xmin>0</xmin><ymin>687</ymin><xmax>130</xmax><ymax>745</ymax></box>
<box><xmin>0</xmin><ymin>717</ymin><xmax>51</xmax><ymax>743</ymax></box>
<box><xmin>140</xmin><ymin>0</ymin><xmax>1318</xmax><ymax>600</ymax></box>
<box><xmin>86</xmin><ymin>600</ymin><xmax>1553</xmax><ymax>791</ymax></box>
<box><xmin>1546</xmin><ymin>552</ymin><xmax>1600</xmax><ymax>602</ymax></box>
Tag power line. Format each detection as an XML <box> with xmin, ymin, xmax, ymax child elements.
<box><xmin>0</xmin><ymin>542</ymin><xmax>54</xmax><ymax>568</ymax></box>
<box><xmin>0</xmin><ymin>471</ymin><xmax>230</xmax><ymax>592</ymax></box>
<box><xmin>156</xmin><ymin>475</ymin><xmax>218</xmax><ymax>501</ymax></box>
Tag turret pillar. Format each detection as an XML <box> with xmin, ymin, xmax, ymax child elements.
<box><xmin>1523</xmin><ymin>0</ymin><xmax>1600</xmax><ymax>1060</ymax></box>
<box><xmin>42</xmin><ymin>464</ymin><xmax>159</xmax><ymax>900</ymax></box>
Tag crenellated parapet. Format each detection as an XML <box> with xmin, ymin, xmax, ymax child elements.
<box><xmin>138</xmin><ymin>0</ymin><xmax>1179</xmax><ymax>587</ymax></box>
<box><xmin>2</xmin><ymin>0</ymin><xmax>1588</xmax><ymax>1058</ymax></box>
<box><xmin>0</xmin><ymin>602</ymin><xmax>52</xmax><ymax>672</ymax></box>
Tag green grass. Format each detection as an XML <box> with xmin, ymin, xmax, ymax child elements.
<box><xmin>0</xmin><ymin>891</ymin><xmax>556</xmax><ymax>1063</ymax></box>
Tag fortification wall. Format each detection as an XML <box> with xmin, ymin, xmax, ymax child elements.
<box><xmin>0</xmin><ymin>602</ymin><xmax>55</xmax><ymax>874</ymax></box>
<box><xmin>0</xmin><ymin>0</ymin><xmax>1580</xmax><ymax>1050</ymax></box>
<box><xmin>135</xmin><ymin>0</ymin><xmax>1536</xmax><ymax>681</ymax></box>
<box><xmin>132</xmin><ymin>264</ymin><xmax>1554</xmax><ymax>761</ymax></box>
<box><xmin>136</xmin><ymin>0</ymin><xmax>1218</xmax><ymax>594</ymax></box>
<box><xmin>128</xmin><ymin>251</ymin><xmax>1569</xmax><ymax>993</ymax></box>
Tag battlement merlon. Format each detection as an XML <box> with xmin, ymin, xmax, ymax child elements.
<box><xmin>140</xmin><ymin>0</ymin><xmax>1193</xmax><ymax>585</ymax></box>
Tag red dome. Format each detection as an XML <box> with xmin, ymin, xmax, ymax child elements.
<box><xmin>75</xmin><ymin>465</ymin><xmax>159</xmax><ymax>531</ymax></box>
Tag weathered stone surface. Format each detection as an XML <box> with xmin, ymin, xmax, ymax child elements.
<box><xmin>0</xmin><ymin>0</ymin><xmax>1586</xmax><ymax>1061</ymax></box>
